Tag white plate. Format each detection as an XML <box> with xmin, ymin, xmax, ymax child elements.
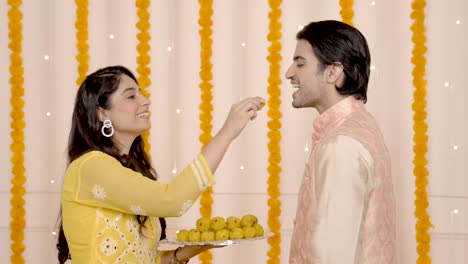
<box><xmin>158</xmin><ymin>232</ymin><xmax>273</xmax><ymax>248</ymax></box>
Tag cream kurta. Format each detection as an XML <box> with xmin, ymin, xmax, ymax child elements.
<box><xmin>62</xmin><ymin>151</ymin><xmax>214</xmax><ymax>264</ymax></box>
<box><xmin>289</xmin><ymin>97</ymin><xmax>396</xmax><ymax>263</ymax></box>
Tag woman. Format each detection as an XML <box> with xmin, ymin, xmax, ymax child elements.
<box><xmin>57</xmin><ymin>66</ymin><xmax>264</xmax><ymax>263</ymax></box>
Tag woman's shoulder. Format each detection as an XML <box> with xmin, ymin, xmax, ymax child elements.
<box><xmin>69</xmin><ymin>150</ymin><xmax>117</xmax><ymax>168</ymax></box>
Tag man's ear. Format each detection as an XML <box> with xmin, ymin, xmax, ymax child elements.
<box><xmin>97</xmin><ymin>107</ymin><xmax>108</xmax><ymax>122</ymax></box>
<box><xmin>325</xmin><ymin>62</ymin><xmax>344</xmax><ymax>86</ymax></box>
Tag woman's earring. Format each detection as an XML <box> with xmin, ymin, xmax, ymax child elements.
<box><xmin>101</xmin><ymin>119</ymin><xmax>114</xmax><ymax>137</ymax></box>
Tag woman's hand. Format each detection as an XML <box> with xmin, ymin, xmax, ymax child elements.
<box><xmin>179</xmin><ymin>244</ymin><xmax>224</xmax><ymax>260</ymax></box>
<box><xmin>218</xmin><ymin>96</ymin><xmax>265</xmax><ymax>141</ymax></box>
<box><xmin>201</xmin><ymin>96</ymin><xmax>265</xmax><ymax>173</ymax></box>
<box><xmin>162</xmin><ymin>245</ymin><xmax>224</xmax><ymax>263</ymax></box>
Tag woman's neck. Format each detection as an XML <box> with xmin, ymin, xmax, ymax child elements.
<box><xmin>112</xmin><ymin>133</ymin><xmax>136</xmax><ymax>156</ymax></box>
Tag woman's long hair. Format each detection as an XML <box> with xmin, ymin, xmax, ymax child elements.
<box><xmin>57</xmin><ymin>66</ymin><xmax>166</xmax><ymax>263</ymax></box>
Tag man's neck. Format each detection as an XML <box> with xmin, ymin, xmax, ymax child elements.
<box><xmin>316</xmin><ymin>93</ymin><xmax>349</xmax><ymax>114</ymax></box>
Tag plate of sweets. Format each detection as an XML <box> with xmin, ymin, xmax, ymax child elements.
<box><xmin>159</xmin><ymin>214</ymin><xmax>272</xmax><ymax>247</ymax></box>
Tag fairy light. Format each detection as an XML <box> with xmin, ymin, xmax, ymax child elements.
<box><xmin>455</xmin><ymin>20</ymin><xmax>461</xmax><ymax>25</ymax></box>
<box><xmin>370</xmin><ymin>65</ymin><xmax>376</xmax><ymax>71</ymax></box>
<box><xmin>371</xmin><ymin>1</ymin><xmax>376</xmax><ymax>6</ymax></box>
<box><xmin>444</xmin><ymin>81</ymin><xmax>450</xmax><ymax>87</ymax></box>
<box><xmin>241</xmin><ymin>42</ymin><xmax>246</xmax><ymax>47</ymax></box>
<box><xmin>167</xmin><ymin>46</ymin><xmax>173</xmax><ymax>52</ymax></box>
<box><xmin>43</xmin><ymin>55</ymin><xmax>49</xmax><ymax>60</ymax></box>
<box><xmin>46</xmin><ymin>112</ymin><xmax>52</xmax><ymax>117</ymax></box>
<box><xmin>453</xmin><ymin>145</ymin><xmax>459</xmax><ymax>151</ymax></box>
<box><xmin>175</xmin><ymin>108</ymin><xmax>181</xmax><ymax>114</ymax></box>
<box><xmin>172</xmin><ymin>168</ymin><xmax>177</xmax><ymax>174</ymax></box>
<box><xmin>298</xmin><ymin>24</ymin><xmax>304</xmax><ymax>30</ymax></box>
<box><xmin>109</xmin><ymin>33</ymin><xmax>115</xmax><ymax>39</ymax></box>
<box><xmin>304</xmin><ymin>143</ymin><xmax>309</xmax><ymax>152</ymax></box>
<box><xmin>453</xmin><ymin>209</ymin><xmax>459</xmax><ymax>215</ymax></box>
<box><xmin>239</xmin><ymin>165</ymin><xmax>245</xmax><ymax>170</ymax></box>
<box><xmin>50</xmin><ymin>180</ymin><xmax>55</xmax><ymax>184</ymax></box>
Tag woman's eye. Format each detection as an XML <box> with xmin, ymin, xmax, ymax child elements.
<box><xmin>128</xmin><ymin>95</ymin><xmax>136</xmax><ymax>99</ymax></box>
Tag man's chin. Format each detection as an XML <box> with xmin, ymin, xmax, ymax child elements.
<box><xmin>292</xmin><ymin>101</ymin><xmax>302</xmax><ymax>108</ymax></box>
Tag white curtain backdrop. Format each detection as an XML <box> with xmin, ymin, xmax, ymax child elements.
<box><xmin>0</xmin><ymin>0</ymin><xmax>466</xmax><ymax>263</ymax></box>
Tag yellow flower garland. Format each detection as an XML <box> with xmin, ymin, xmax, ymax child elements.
<box><xmin>339</xmin><ymin>0</ymin><xmax>354</xmax><ymax>26</ymax></box>
<box><xmin>198</xmin><ymin>0</ymin><xmax>214</xmax><ymax>263</ymax></box>
<box><xmin>75</xmin><ymin>0</ymin><xmax>89</xmax><ymax>86</ymax></box>
<box><xmin>135</xmin><ymin>0</ymin><xmax>152</xmax><ymax>153</ymax></box>
<box><xmin>8</xmin><ymin>0</ymin><xmax>26</xmax><ymax>263</ymax></box>
<box><xmin>410</xmin><ymin>0</ymin><xmax>432</xmax><ymax>263</ymax></box>
<box><xmin>266</xmin><ymin>0</ymin><xmax>282</xmax><ymax>263</ymax></box>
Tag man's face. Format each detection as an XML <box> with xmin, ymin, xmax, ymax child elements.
<box><xmin>285</xmin><ymin>39</ymin><xmax>327</xmax><ymax>109</ymax></box>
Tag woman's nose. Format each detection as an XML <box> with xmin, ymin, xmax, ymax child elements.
<box><xmin>141</xmin><ymin>94</ymin><xmax>151</xmax><ymax>106</ymax></box>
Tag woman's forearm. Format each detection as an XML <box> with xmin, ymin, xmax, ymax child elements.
<box><xmin>200</xmin><ymin>130</ymin><xmax>232</xmax><ymax>174</ymax></box>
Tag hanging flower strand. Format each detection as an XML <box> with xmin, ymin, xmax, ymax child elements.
<box><xmin>198</xmin><ymin>0</ymin><xmax>214</xmax><ymax>263</ymax></box>
<box><xmin>266</xmin><ymin>0</ymin><xmax>283</xmax><ymax>263</ymax></box>
<box><xmin>75</xmin><ymin>0</ymin><xmax>89</xmax><ymax>86</ymax></box>
<box><xmin>410</xmin><ymin>0</ymin><xmax>432</xmax><ymax>263</ymax></box>
<box><xmin>8</xmin><ymin>0</ymin><xmax>26</xmax><ymax>263</ymax></box>
<box><xmin>136</xmin><ymin>0</ymin><xmax>152</xmax><ymax>153</ymax></box>
<box><xmin>339</xmin><ymin>0</ymin><xmax>354</xmax><ymax>26</ymax></box>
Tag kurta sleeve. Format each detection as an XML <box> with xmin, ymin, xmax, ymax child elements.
<box><xmin>311</xmin><ymin>135</ymin><xmax>374</xmax><ymax>263</ymax></box>
<box><xmin>73</xmin><ymin>151</ymin><xmax>215</xmax><ymax>217</ymax></box>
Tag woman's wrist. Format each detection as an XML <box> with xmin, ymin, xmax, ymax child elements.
<box><xmin>170</xmin><ymin>247</ymin><xmax>189</xmax><ymax>264</ymax></box>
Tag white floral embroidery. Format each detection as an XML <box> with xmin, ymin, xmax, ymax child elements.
<box><xmin>92</xmin><ymin>185</ymin><xmax>106</xmax><ymax>200</ymax></box>
<box><xmin>130</xmin><ymin>205</ymin><xmax>146</xmax><ymax>215</ymax></box>
<box><xmin>126</xmin><ymin>218</ymin><xmax>139</xmax><ymax>235</ymax></box>
<box><xmin>99</xmin><ymin>237</ymin><xmax>118</xmax><ymax>256</ymax></box>
<box><xmin>179</xmin><ymin>200</ymin><xmax>194</xmax><ymax>215</ymax></box>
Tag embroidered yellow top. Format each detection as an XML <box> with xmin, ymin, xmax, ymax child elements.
<box><xmin>62</xmin><ymin>151</ymin><xmax>215</xmax><ymax>264</ymax></box>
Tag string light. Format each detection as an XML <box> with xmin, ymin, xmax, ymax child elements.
<box><xmin>453</xmin><ymin>209</ymin><xmax>459</xmax><ymax>215</ymax></box>
<box><xmin>443</xmin><ymin>81</ymin><xmax>450</xmax><ymax>87</ymax></box>
<box><xmin>241</xmin><ymin>42</ymin><xmax>246</xmax><ymax>47</ymax></box>
<box><xmin>167</xmin><ymin>46</ymin><xmax>173</xmax><ymax>52</ymax></box>
<box><xmin>455</xmin><ymin>20</ymin><xmax>461</xmax><ymax>25</ymax></box>
<box><xmin>50</xmin><ymin>180</ymin><xmax>55</xmax><ymax>184</ymax></box>
<box><xmin>172</xmin><ymin>168</ymin><xmax>177</xmax><ymax>174</ymax></box>
<box><xmin>304</xmin><ymin>143</ymin><xmax>309</xmax><ymax>152</ymax></box>
<box><xmin>239</xmin><ymin>165</ymin><xmax>245</xmax><ymax>170</ymax></box>
<box><xmin>51</xmin><ymin>231</ymin><xmax>57</xmax><ymax>236</ymax></box>
<box><xmin>109</xmin><ymin>33</ymin><xmax>115</xmax><ymax>39</ymax></box>
<box><xmin>298</xmin><ymin>24</ymin><xmax>304</xmax><ymax>30</ymax></box>
<box><xmin>175</xmin><ymin>108</ymin><xmax>181</xmax><ymax>114</ymax></box>
<box><xmin>453</xmin><ymin>145</ymin><xmax>459</xmax><ymax>151</ymax></box>
<box><xmin>43</xmin><ymin>55</ymin><xmax>49</xmax><ymax>60</ymax></box>
<box><xmin>371</xmin><ymin>1</ymin><xmax>376</xmax><ymax>6</ymax></box>
<box><xmin>46</xmin><ymin>112</ymin><xmax>52</xmax><ymax>117</ymax></box>
<box><xmin>370</xmin><ymin>65</ymin><xmax>376</xmax><ymax>71</ymax></box>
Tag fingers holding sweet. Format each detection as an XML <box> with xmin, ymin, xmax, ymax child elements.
<box><xmin>219</xmin><ymin>96</ymin><xmax>265</xmax><ymax>141</ymax></box>
<box><xmin>248</xmin><ymin>109</ymin><xmax>258</xmax><ymax>120</ymax></box>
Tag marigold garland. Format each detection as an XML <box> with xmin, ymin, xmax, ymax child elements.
<box><xmin>8</xmin><ymin>0</ymin><xmax>26</xmax><ymax>263</ymax></box>
<box><xmin>339</xmin><ymin>0</ymin><xmax>354</xmax><ymax>26</ymax></box>
<box><xmin>266</xmin><ymin>1</ymin><xmax>282</xmax><ymax>263</ymax></box>
<box><xmin>135</xmin><ymin>0</ymin><xmax>152</xmax><ymax>153</ymax></box>
<box><xmin>75</xmin><ymin>0</ymin><xmax>89</xmax><ymax>86</ymax></box>
<box><xmin>410</xmin><ymin>0</ymin><xmax>432</xmax><ymax>263</ymax></box>
<box><xmin>197</xmin><ymin>0</ymin><xmax>214</xmax><ymax>263</ymax></box>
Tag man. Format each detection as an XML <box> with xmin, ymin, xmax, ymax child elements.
<box><xmin>286</xmin><ymin>20</ymin><xmax>396</xmax><ymax>263</ymax></box>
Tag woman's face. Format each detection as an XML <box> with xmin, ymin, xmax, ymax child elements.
<box><xmin>100</xmin><ymin>74</ymin><xmax>151</xmax><ymax>140</ymax></box>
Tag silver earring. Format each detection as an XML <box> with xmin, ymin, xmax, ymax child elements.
<box><xmin>101</xmin><ymin>119</ymin><xmax>114</xmax><ymax>137</ymax></box>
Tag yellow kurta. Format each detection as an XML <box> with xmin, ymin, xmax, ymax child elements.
<box><xmin>62</xmin><ymin>151</ymin><xmax>214</xmax><ymax>264</ymax></box>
